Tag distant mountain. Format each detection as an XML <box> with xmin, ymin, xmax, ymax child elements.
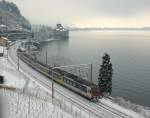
<box><xmin>141</xmin><ymin>27</ymin><xmax>150</xmax><ymax>31</ymax></box>
<box><xmin>70</xmin><ymin>27</ymin><xmax>150</xmax><ymax>31</ymax></box>
<box><xmin>0</xmin><ymin>0</ymin><xmax>31</xmax><ymax>30</ymax></box>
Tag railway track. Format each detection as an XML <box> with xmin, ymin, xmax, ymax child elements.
<box><xmin>96</xmin><ymin>102</ymin><xmax>130</xmax><ymax>118</ymax></box>
<box><xmin>8</xmin><ymin>42</ymin><xmax>132</xmax><ymax>118</ymax></box>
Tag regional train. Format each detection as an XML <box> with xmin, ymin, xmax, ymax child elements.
<box><xmin>18</xmin><ymin>51</ymin><xmax>102</xmax><ymax>101</ymax></box>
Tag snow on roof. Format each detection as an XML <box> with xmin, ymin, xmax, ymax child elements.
<box><xmin>0</xmin><ymin>24</ymin><xmax>7</xmax><ymax>27</ymax></box>
<box><xmin>0</xmin><ymin>37</ymin><xmax>9</xmax><ymax>41</ymax></box>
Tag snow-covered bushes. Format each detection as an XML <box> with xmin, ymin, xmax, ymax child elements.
<box><xmin>1</xmin><ymin>88</ymin><xmax>73</xmax><ymax>118</ymax></box>
<box><xmin>112</xmin><ymin>97</ymin><xmax>150</xmax><ymax>117</ymax></box>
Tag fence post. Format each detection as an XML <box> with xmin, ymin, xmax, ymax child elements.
<box><xmin>90</xmin><ymin>64</ymin><xmax>92</xmax><ymax>83</ymax></box>
<box><xmin>89</xmin><ymin>111</ymin><xmax>91</xmax><ymax>118</ymax></box>
<box><xmin>80</xmin><ymin>106</ymin><xmax>82</xmax><ymax>118</ymax></box>
<box><xmin>18</xmin><ymin>53</ymin><xmax>19</xmax><ymax>70</ymax></box>
<box><xmin>71</xmin><ymin>102</ymin><xmax>73</xmax><ymax>114</ymax></box>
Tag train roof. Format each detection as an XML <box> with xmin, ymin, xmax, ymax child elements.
<box><xmin>53</xmin><ymin>68</ymin><xmax>96</xmax><ymax>87</ymax></box>
<box><xmin>21</xmin><ymin>53</ymin><xmax>96</xmax><ymax>88</ymax></box>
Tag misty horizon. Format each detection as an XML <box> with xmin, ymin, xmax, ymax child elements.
<box><xmin>5</xmin><ymin>0</ymin><xmax>150</xmax><ymax>28</ymax></box>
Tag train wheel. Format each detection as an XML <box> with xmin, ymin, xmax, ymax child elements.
<box><xmin>91</xmin><ymin>97</ymin><xmax>98</xmax><ymax>102</ymax></box>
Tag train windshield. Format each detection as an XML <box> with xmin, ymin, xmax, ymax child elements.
<box><xmin>91</xmin><ymin>86</ymin><xmax>99</xmax><ymax>94</ymax></box>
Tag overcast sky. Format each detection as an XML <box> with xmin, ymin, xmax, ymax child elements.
<box><xmin>7</xmin><ymin>0</ymin><xmax>150</xmax><ymax>27</ymax></box>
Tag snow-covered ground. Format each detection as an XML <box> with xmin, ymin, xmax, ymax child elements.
<box><xmin>111</xmin><ymin>97</ymin><xmax>150</xmax><ymax>117</ymax></box>
<box><xmin>0</xmin><ymin>57</ymin><xmax>26</xmax><ymax>89</ymax></box>
<box><xmin>100</xmin><ymin>98</ymin><xmax>150</xmax><ymax>118</ymax></box>
<box><xmin>0</xmin><ymin>88</ymin><xmax>73</xmax><ymax>118</ymax></box>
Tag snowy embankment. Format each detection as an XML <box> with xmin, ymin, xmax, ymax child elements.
<box><xmin>0</xmin><ymin>57</ymin><xmax>26</xmax><ymax>89</ymax></box>
<box><xmin>100</xmin><ymin>98</ymin><xmax>150</xmax><ymax>118</ymax></box>
<box><xmin>0</xmin><ymin>88</ymin><xmax>73</xmax><ymax>118</ymax></box>
<box><xmin>111</xmin><ymin>97</ymin><xmax>150</xmax><ymax>117</ymax></box>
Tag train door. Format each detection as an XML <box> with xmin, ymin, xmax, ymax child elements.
<box><xmin>87</xmin><ymin>87</ymin><xmax>92</xmax><ymax>98</ymax></box>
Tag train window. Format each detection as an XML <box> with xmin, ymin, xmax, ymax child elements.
<box><xmin>91</xmin><ymin>87</ymin><xmax>98</xmax><ymax>93</ymax></box>
<box><xmin>72</xmin><ymin>82</ymin><xmax>76</xmax><ymax>87</ymax></box>
<box><xmin>87</xmin><ymin>89</ymin><xmax>91</xmax><ymax>93</ymax></box>
<box><xmin>75</xmin><ymin>83</ymin><xmax>78</xmax><ymax>88</ymax></box>
<box><xmin>81</xmin><ymin>86</ymin><xmax>87</xmax><ymax>92</ymax></box>
<box><xmin>69</xmin><ymin>80</ymin><xmax>71</xmax><ymax>84</ymax></box>
<box><xmin>58</xmin><ymin>76</ymin><xmax>61</xmax><ymax>80</ymax></box>
<box><xmin>65</xmin><ymin>79</ymin><xmax>68</xmax><ymax>83</ymax></box>
<box><xmin>53</xmin><ymin>72</ymin><xmax>60</xmax><ymax>79</ymax></box>
<box><xmin>69</xmin><ymin>80</ymin><xmax>71</xmax><ymax>85</ymax></box>
<box><xmin>70</xmin><ymin>81</ymin><xmax>73</xmax><ymax>85</ymax></box>
<box><xmin>49</xmin><ymin>70</ymin><xmax>52</xmax><ymax>75</ymax></box>
<box><xmin>73</xmin><ymin>82</ymin><xmax>76</xmax><ymax>87</ymax></box>
<box><xmin>64</xmin><ymin>77</ymin><xmax>67</xmax><ymax>82</ymax></box>
<box><xmin>75</xmin><ymin>83</ymin><xmax>80</xmax><ymax>88</ymax></box>
<box><xmin>70</xmin><ymin>80</ymin><xmax>72</xmax><ymax>85</ymax></box>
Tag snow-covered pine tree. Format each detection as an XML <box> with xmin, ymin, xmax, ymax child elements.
<box><xmin>98</xmin><ymin>53</ymin><xmax>113</xmax><ymax>96</ymax></box>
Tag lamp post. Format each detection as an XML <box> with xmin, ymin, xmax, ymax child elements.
<box><xmin>17</xmin><ymin>51</ymin><xmax>23</xmax><ymax>70</ymax></box>
<box><xmin>90</xmin><ymin>64</ymin><xmax>93</xmax><ymax>83</ymax></box>
<box><xmin>49</xmin><ymin>67</ymin><xmax>54</xmax><ymax>99</ymax></box>
<box><xmin>45</xmin><ymin>51</ymin><xmax>47</xmax><ymax>65</ymax></box>
<box><xmin>51</xmin><ymin>68</ymin><xmax>54</xmax><ymax>99</ymax></box>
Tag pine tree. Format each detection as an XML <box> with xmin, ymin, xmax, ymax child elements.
<box><xmin>98</xmin><ymin>53</ymin><xmax>113</xmax><ymax>95</ymax></box>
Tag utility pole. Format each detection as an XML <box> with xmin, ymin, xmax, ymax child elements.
<box><xmin>45</xmin><ymin>51</ymin><xmax>47</xmax><ymax>65</ymax></box>
<box><xmin>5</xmin><ymin>16</ymin><xmax>8</xmax><ymax>32</ymax></box>
<box><xmin>5</xmin><ymin>16</ymin><xmax>7</xmax><ymax>26</ymax></box>
<box><xmin>0</xmin><ymin>16</ymin><xmax>2</xmax><ymax>24</ymax></box>
<box><xmin>2</xmin><ymin>46</ymin><xmax>4</xmax><ymax>57</ymax></box>
<box><xmin>90</xmin><ymin>64</ymin><xmax>93</xmax><ymax>83</ymax></box>
<box><xmin>6</xmin><ymin>44</ymin><xmax>8</xmax><ymax>59</ymax></box>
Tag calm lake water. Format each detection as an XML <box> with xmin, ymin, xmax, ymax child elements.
<box><xmin>37</xmin><ymin>30</ymin><xmax>150</xmax><ymax>107</ymax></box>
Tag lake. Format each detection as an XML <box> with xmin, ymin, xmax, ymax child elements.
<box><xmin>37</xmin><ymin>30</ymin><xmax>150</xmax><ymax>107</ymax></box>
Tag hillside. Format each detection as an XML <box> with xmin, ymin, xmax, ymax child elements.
<box><xmin>0</xmin><ymin>0</ymin><xmax>31</xmax><ymax>30</ymax></box>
